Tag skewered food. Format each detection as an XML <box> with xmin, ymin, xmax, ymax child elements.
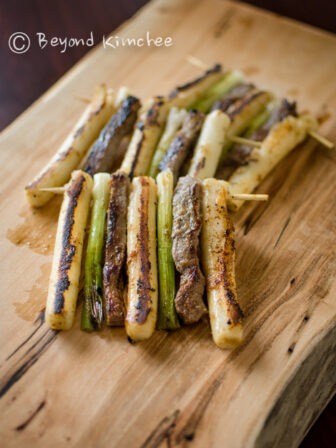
<box><xmin>159</xmin><ymin>110</ymin><xmax>205</xmax><ymax>183</ymax></box>
<box><xmin>217</xmin><ymin>89</ymin><xmax>273</xmax><ymax>162</ymax></box>
<box><xmin>201</xmin><ymin>179</ymin><xmax>243</xmax><ymax>348</ymax></box>
<box><xmin>81</xmin><ymin>173</ymin><xmax>111</xmax><ymax>331</ymax></box>
<box><xmin>126</xmin><ymin>176</ymin><xmax>158</xmax><ymax>341</ymax></box>
<box><xmin>188</xmin><ymin>109</ymin><xmax>230</xmax><ymax>179</ymax></box>
<box><xmin>168</xmin><ymin>63</ymin><xmax>224</xmax><ymax>108</ymax></box>
<box><xmin>46</xmin><ymin>170</ymin><xmax>93</xmax><ymax>330</ymax></box>
<box><xmin>218</xmin><ymin>99</ymin><xmax>297</xmax><ymax>179</ymax></box>
<box><xmin>25</xmin><ymin>85</ymin><xmax>115</xmax><ymax>207</ymax></box>
<box><xmin>121</xmin><ymin>64</ymin><xmax>225</xmax><ymax>178</ymax></box>
<box><xmin>83</xmin><ymin>96</ymin><xmax>141</xmax><ymax>176</ymax></box>
<box><xmin>103</xmin><ymin>171</ymin><xmax>130</xmax><ymax>326</ymax></box>
<box><xmin>120</xmin><ymin>97</ymin><xmax>168</xmax><ymax>177</ymax></box>
<box><xmin>172</xmin><ymin>176</ymin><xmax>207</xmax><ymax>324</ymax></box>
<box><xmin>227</xmin><ymin>113</ymin><xmax>318</xmax><ymax>210</ymax></box>
<box><xmin>157</xmin><ymin>169</ymin><xmax>180</xmax><ymax>330</ymax></box>
<box><xmin>148</xmin><ymin>107</ymin><xmax>188</xmax><ymax>178</ymax></box>
<box><xmin>211</xmin><ymin>82</ymin><xmax>255</xmax><ymax>113</ymax></box>
<box><xmin>35</xmin><ymin>61</ymin><xmax>333</xmax><ymax>348</ymax></box>
<box><xmin>191</xmin><ymin>70</ymin><xmax>244</xmax><ymax>112</ymax></box>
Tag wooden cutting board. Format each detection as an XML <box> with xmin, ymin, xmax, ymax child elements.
<box><xmin>0</xmin><ymin>0</ymin><xmax>335</xmax><ymax>446</ymax></box>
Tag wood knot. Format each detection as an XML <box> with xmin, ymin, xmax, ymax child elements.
<box><xmin>184</xmin><ymin>433</ymin><xmax>195</xmax><ymax>441</ymax></box>
<box><xmin>287</xmin><ymin>343</ymin><xmax>296</xmax><ymax>354</ymax></box>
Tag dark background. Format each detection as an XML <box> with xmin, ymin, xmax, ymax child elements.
<box><xmin>0</xmin><ymin>0</ymin><xmax>335</xmax><ymax>445</ymax></box>
<box><xmin>0</xmin><ymin>0</ymin><xmax>335</xmax><ymax>131</ymax></box>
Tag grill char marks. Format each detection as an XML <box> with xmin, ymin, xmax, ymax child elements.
<box><xmin>145</xmin><ymin>97</ymin><xmax>165</xmax><ymax>127</ymax></box>
<box><xmin>103</xmin><ymin>171</ymin><xmax>130</xmax><ymax>326</ymax></box>
<box><xmin>125</xmin><ymin>176</ymin><xmax>158</xmax><ymax>341</ymax></box>
<box><xmin>126</xmin><ymin>97</ymin><xmax>166</xmax><ymax>178</ymax></box>
<box><xmin>135</xmin><ymin>177</ymin><xmax>153</xmax><ymax>324</ymax></box>
<box><xmin>54</xmin><ymin>175</ymin><xmax>86</xmax><ymax>314</ymax></box>
<box><xmin>168</xmin><ymin>64</ymin><xmax>222</xmax><ymax>100</ymax></box>
<box><xmin>221</xmin><ymin>99</ymin><xmax>298</xmax><ymax>179</ymax></box>
<box><xmin>172</xmin><ymin>176</ymin><xmax>206</xmax><ymax>324</ymax></box>
<box><xmin>83</xmin><ymin>96</ymin><xmax>140</xmax><ymax>176</ymax></box>
<box><xmin>226</xmin><ymin>90</ymin><xmax>264</xmax><ymax>120</ymax></box>
<box><xmin>253</xmin><ymin>99</ymin><xmax>297</xmax><ymax>140</ymax></box>
<box><xmin>211</xmin><ymin>83</ymin><xmax>255</xmax><ymax>113</ymax></box>
<box><xmin>220</xmin><ymin>218</ymin><xmax>244</xmax><ymax>325</ymax></box>
<box><xmin>25</xmin><ymin>89</ymin><xmax>108</xmax><ymax>191</ymax></box>
<box><xmin>159</xmin><ymin>110</ymin><xmax>205</xmax><ymax>183</ymax></box>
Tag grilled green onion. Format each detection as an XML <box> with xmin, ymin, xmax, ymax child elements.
<box><xmin>243</xmin><ymin>102</ymin><xmax>275</xmax><ymax>136</ymax></box>
<box><xmin>81</xmin><ymin>173</ymin><xmax>110</xmax><ymax>331</ymax></box>
<box><xmin>148</xmin><ymin>107</ymin><xmax>187</xmax><ymax>178</ymax></box>
<box><xmin>156</xmin><ymin>169</ymin><xmax>180</xmax><ymax>330</ymax></box>
<box><xmin>192</xmin><ymin>71</ymin><xmax>244</xmax><ymax>112</ymax></box>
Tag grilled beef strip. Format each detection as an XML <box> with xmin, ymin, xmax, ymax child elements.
<box><xmin>103</xmin><ymin>171</ymin><xmax>130</xmax><ymax>326</ymax></box>
<box><xmin>219</xmin><ymin>99</ymin><xmax>297</xmax><ymax>179</ymax></box>
<box><xmin>211</xmin><ymin>83</ymin><xmax>255</xmax><ymax>113</ymax></box>
<box><xmin>172</xmin><ymin>176</ymin><xmax>207</xmax><ymax>324</ymax></box>
<box><xmin>83</xmin><ymin>96</ymin><xmax>141</xmax><ymax>176</ymax></box>
<box><xmin>159</xmin><ymin>110</ymin><xmax>205</xmax><ymax>184</ymax></box>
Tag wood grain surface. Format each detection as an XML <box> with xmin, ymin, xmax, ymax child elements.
<box><xmin>0</xmin><ymin>0</ymin><xmax>335</xmax><ymax>447</ymax></box>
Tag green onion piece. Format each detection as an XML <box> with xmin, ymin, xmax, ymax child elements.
<box><xmin>156</xmin><ymin>169</ymin><xmax>180</xmax><ymax>330</ymax></box>
<box><xmin>81</xmin><ymin>173</ymin><xmax>110</xmax><ymax>331</ymax></box>
<box><xmin>244</xmin><ymin>107</ymin><xmax>272</xmax><ymax>136</ymax></box>
<box><xmin>219</xmin><ymin>109</ymin><xmax>271</xmax><ymax>165</ymax></box>
<box><xmin>148</xmin><ymin>107</ymin><xmax>187</xmax><ymax>178</ymax></box>
<box><xmin>191</xmin><ymin>71</ymin><xmax>244</xmax><ymax>113</ymax></box>
<box><xmin>220</xmin><ymin>101</ymin><xmax>274</xmax><ymax>162</ymax></box>
<box><xmin>219</xmin><ymin>92</ymin><xmax>273</xmax><ymax>163</ymax></box>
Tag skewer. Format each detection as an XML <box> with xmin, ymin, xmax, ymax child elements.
<box><xmin>74</xmin><ymin>96</ymin><xmax>91</xmax><ymax>104</ymax></box>
<box><xmin>229</xmin><ymin>131</ymin><xmax>334</xmax><ymax>150</ymax></box>
<box><xmin>308</xmin><ymin>130</ymin><xmax>334</xmax><ymax>149</ymax></box>
<box><xmin>39</xmin><ymin>186</ymin><xmax>268</xmax><ymax>202</ymax></box>
<box><xmin>230</xmin><ymin>193</ymin><xmax>269</xmax><ymax>202</ymax></box>
<box><xmin>40</xmin><ymin>187</ymin><xmax>67</xmax><ymax>194</ymax></box>
<box><xmin>228</xmin><ymin>135</ymin><xmax>262</xmax><ymax>148</ymax></box>
<box><xmin>186</xmin><ymin>55</ymin><xmax>209</xmax><ymax>71</ymax></box>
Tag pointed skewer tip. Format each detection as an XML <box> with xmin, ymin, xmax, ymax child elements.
<box><xmin>74</xmin><ymin>96</ymin><xmax>91</xmax><ymax>104</ymax></box>
<box><xmin>308</xmin><ymin>131</ymin><xmax>334</xmax><ymax>149</ymax></box>
<box><xmin>186</xmin><ymin>55</ymin><xmax>209</xmax><ymax>71</ymax></box>
<box><xmin>230</xmin><ymin>193</ymin><xmax>269</xmax><ymax>202</ymax></box>
<box><xmin>229</xmin><ymin>135</ymin><xmax>262</xmax><ymax>148</ymax></box>
<box><xmin>39</xmin><ymin>187</ymin><xmax>66</xmax><ymax>194</ymax></box>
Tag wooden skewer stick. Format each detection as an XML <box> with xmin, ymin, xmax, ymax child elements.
<box><xmin>186</xmin><ymin>55</ymin><xmax>209</xmax><ymax>71</ymax></box>
<box><xmin>73</xmin><ymin>96</ymin><xmax>91</xmax><ymax>104</ymax></box>
<box><xmin>40</xmin><ymin>186</ymin><xmax>268</xmax><ymax>202</ymax></box>
<box><xmin>230</xmin><ymin>193</ymin><xmax>269</xmax><ymax>202</ymax></box>
<box><xmin>39</xmin><ymin>187</ymin><xmax>67</xmax><ymax>194</ymax></box>
<box><xmin>308</xmin><ymin>130</ymin><xmax>334</xmax><ymax>149</ymax></box>
<box><xmin>228</xmin><ymin>135</ymin><xmax>262</xmax><ymax>148</ymax></box>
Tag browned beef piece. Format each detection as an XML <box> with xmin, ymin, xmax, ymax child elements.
<box><xmin>211</xmin><ymin>83</ymin><xmax>255</xmax><ymax>113</ymax></box>
<box><xmin>251</xmin><ymin>98</ymin><xmax>297</xmax><ymax>142</ymax></box>
<box><xmin>172</xmin><ymin>176</ymin><xmax>206</xmax><ymax>324</ymax></box>
<box><xmin>159</xmin><ymin>110</ymin><xmax>205</xmax><ymax>183</ymax></box>
<box><xmin>103</xmin><ymin>171</ymin><xmax>130</xmax><ymax>326</ymax></box>
<box><xmin>219</xmin><ymin>99</ymin><xmax>297</xmax><ymax>179</ymax></box>
<box><xmin>83</xmin><ymin>96</ymin><xmax>140</xmax><ymax>176</ymax></box>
